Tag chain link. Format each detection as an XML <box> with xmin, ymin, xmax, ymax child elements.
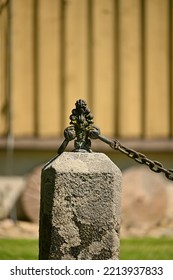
<box><xmin>58</xmin><ymin>99</ymin><xmax>173</xmax><ymax>181</ymax></box>
<box><xmin>106</xmin><ymin>138</ymin><xmax>173</xmax><ymax>181</ymax></box>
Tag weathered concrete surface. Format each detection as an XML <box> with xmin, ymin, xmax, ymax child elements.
<box><xmin>39</xmin><ymin>152</ymin><xmax>122</xmax><ymax>260</ymax></box>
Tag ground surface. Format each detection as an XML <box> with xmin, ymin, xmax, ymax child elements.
<box><xmin>0</xmin><ymin>219</ymin><xmax>173</xmax><ymax>239</ymax></box>
<box><xmin>0</xmin><ymin>219</ymin><xmax>38</xmax><ymax>239</ymax></box>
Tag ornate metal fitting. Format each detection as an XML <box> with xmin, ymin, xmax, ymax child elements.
<box><xmin>57</xmin><ymin>99</ymin><xmax>173</xmax><ymax>181</ymax></box>
<box><xmin>58</xmin><ymin>99</ymin><xmax>100</xmax><ymax>154</ymax></box>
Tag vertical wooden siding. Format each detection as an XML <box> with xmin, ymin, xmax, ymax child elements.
<box><xmin>37</xmin><ymin>0</ymin><xmax>61</xmax><ymax>136</ymax></box>
<box><xmin>0</xmin><ymin>0</ymin><xmax>8</xmax><ymax>135</ymax></box>
<box><xmin>92</xmin><ymin>0</ymin><xmax>116</xmax><ymax>136</ymax></box>
<box><xmin>11</xmin><ymin>0</ymin><xmax>35</xmax><ymax>136</ymax></box>
<box><xmin>118</xmin><ymin>0</ymin><xmax>142</xmax><ymax>137</ymax></box>
<box><xmin>0</xmin><ymin>0</ymin><xmax>172</xmax><ymax>139</ymax></box>
<box><xmin>145</xmin><ymin>0</ymin><xmax>170</xmax><ymax>138</ymax></box>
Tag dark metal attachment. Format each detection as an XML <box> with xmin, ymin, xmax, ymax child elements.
<box><xmin>58</xmin><ymin>99</ymin><xmax>173</xmax><ymax>181</ymax></box>
<box><xmin>58</xmin><ymin>99</ymin><xmax>100</xmax><ymax>154</ymax></box>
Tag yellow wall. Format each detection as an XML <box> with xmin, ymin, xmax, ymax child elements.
<box><xmin>0</xmin><ymin>0</ymin><xmax>173</xmax><ymax>139</ymax></box>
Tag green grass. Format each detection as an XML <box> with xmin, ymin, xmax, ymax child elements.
<box><xmin>0</xmin><ymin>239</ymin><xmax>38</xmax><ymax>260</ymax></box>
<box><xmin>120</xmin><ymin>238</ymin><xmax>173</xmax><ymax>260</ymax></box>
<box><xmin>0</xmin><ymin>238</ymin><xmax>173</xmax><ymax>260</ymax></box>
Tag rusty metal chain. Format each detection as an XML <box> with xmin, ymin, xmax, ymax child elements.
<box><xmin>97</xmin><ymin>134</ymin><xmax>173</xmax><ymax>181</ymax></box>
<box><xmin>58</xmin><ymin>99</ymin><xmax>173</xmax><ymax>181</ymax></box>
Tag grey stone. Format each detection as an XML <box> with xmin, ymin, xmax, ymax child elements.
<box><xmin>18</xmin><ymin>165</ymin><xmax>42</xmax><ymax>223</ymax></box>
<box><xmin>121</xmin><ymin>166</ymin><xmax>168</xmax><ymax>237</ymax></box>
<box><xmin>163</xmin><ymin>182</ymin><xmax>173</xmax><ymax>226</ymax></box>
<box><xmin>0</xmin><ymin>176</ymin><xmax>25</xmax><ymax>219</ymax></box>
<box><xmin>39</xmin><ymin>152</ymin><xmax>122</xmax><ymax>260</ymax></box>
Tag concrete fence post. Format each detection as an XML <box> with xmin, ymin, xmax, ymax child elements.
<box><xmin>39</xmin><ymin>152</ymin><xmax>122</xmax><ymax>260</ymax></box>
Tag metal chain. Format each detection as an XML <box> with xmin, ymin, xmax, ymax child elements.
<box><xmin>97</xmin><ymin>135</ymin><xmax>173</xmax><ymax>181</ymax></box>
<box><xmin>58</xmin><ymin>99</ymin><xmax>173</xmax><ymax>181</ymax></box>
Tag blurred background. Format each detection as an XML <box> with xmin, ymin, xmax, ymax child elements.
<box><xmin>0</xmin><ymin>0</ymin><xmax>173</xmax><ymax>240</ymax></box>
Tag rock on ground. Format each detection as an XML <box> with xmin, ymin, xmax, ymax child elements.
<box><xmin>121</xmin><ymin>166</ymin><xmax>173</xmax><ymax>237</ymax></box>
<box><xmin>0</xmin><ymin>219</ymin><xmax>38</xmax><ymax>239</ymax></box>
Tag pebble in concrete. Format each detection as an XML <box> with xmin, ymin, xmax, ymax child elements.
<box><xmin>39</xmin><ymin>152</ymin><xmax>122</xmax><ymax>260</ymax></box>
